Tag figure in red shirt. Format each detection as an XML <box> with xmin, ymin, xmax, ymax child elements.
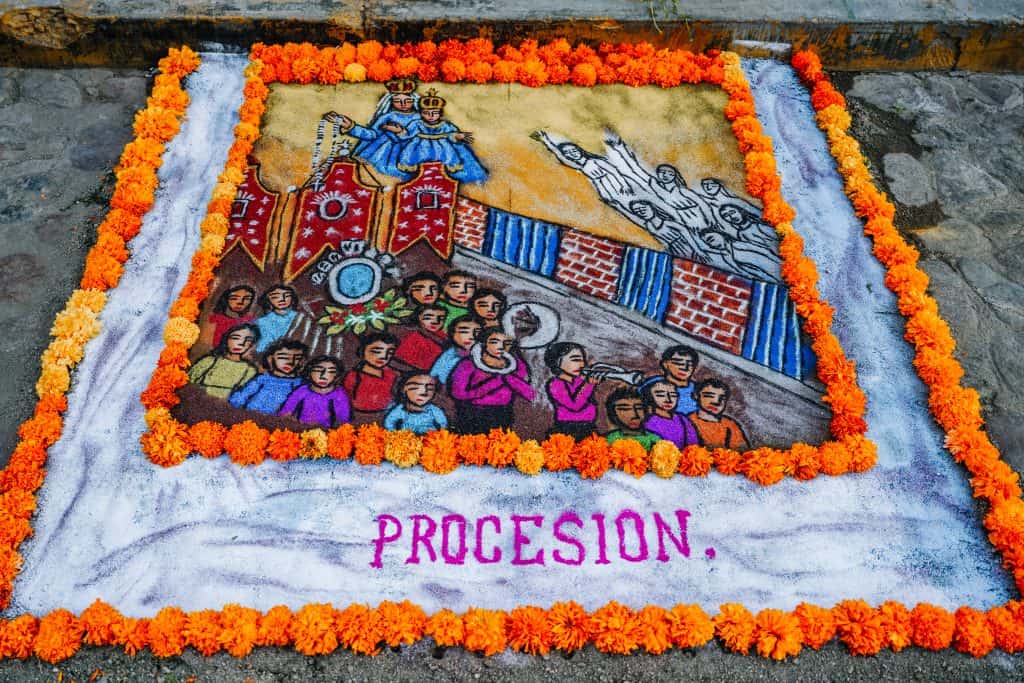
<box><xmin>343</xmin><ymin>332</ymin><xmax>399</xmax><ymax>413</ymax></box>
<box><xmin>207</xmin><ymin>285</ymin><xmax>256</xmax><ymax>347</ymax></box>
<box><xmin>394</xmin><ymin>304</ymin><xmax>448</xmax><ymax>371</ymax></box>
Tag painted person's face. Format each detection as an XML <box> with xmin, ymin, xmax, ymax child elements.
<box><xmin>559</xmin><ymin>348</ymin><xmax>587</xmax><ymax>377</ymax></box>
<box><xmin>662</xmin><ymin>353</ymin><xmax>696</xmax><ymax>384</ymax></box>
<box><xmin>267</xmin><ymin>288</ymin><xmax>294</xmax><ymax>311</ymax></box>
<box><xmin>702</xmin><ymin>231</ymin><xmax>727</xmax><ymax>250</ymax></box>
<box><xmin>309</xmin><ymin>361</ymin><xmax>338</xmax><ymax>389</ymax></box>
<box><xmin>697</xmin><ymin>385</ymin><xmax>728</xmax><ymax>415</ymax></box>
<box><xmin>269</xmin><ymin>348</ymin><xmax>305</xmax><ymax>376</ymax></box>
<box><xmin>484</xmin><ymin>333</ymin><xmax>513</xmax><ymax>359</ymax></box>
<box><xmin>225</xmin><ymin>330</ymin><xmax>255</xmax><ymax>356</ymax></box>
<box><xmin>422</xmin><ymin>108</ymin><xmax>442</xmax><ymax>123</ymax></box>
<box><xmin>472</xmin><ymin>294</ymin><xmax>503</xmax><ymax>322</ymax></box>
<box><xmin>451</xmin><ymin>321</ymin><xmax>481</xmax><ymax>350</ymax></box>
<box><xmin>443</xmin><ymin>276</ymin><xmax>476</xmax><ymax>306</ymax></box>
<box><xmin>720</xmin><ymin>206</ymin><xmax>743</xmax><ymax>225</ymax></box>
<box><xmin>392</xmin><ymin>94</ymin><xmax>414</xmax><ymax>112</ymax></box>
<box><xmin>407</xmin><ymin>279</ymin><xmax>439</xmax><ymax>305</ymax></box>
<box><xmin>562</xmin><ymin>145</ymin><xmax>583</xmax><ymax>161</ymax></box>
<box><xmin>364</xmin><ymin>341</ymin><xmax>395</xmax><ymax>369</ymax></box>
<box><xmin>650</xmin><ymin>382</ymin><xmax>678</xmax><ymax>413</ymax></box>
<box><xmin>403</xmin><ymin>375</ymin><xmax>437</xmax><ymax>407</ymax></box>
<box><xmin>418</xmin><ymin>309</ymin><xmax>446</xmax><ymax>334</ymax></box>
<box><xmin>701</xmin><ymin>178</ymin><xmax>720</xmax><ymax>195</ymax></box>
<box><xmin>226</xmin><ymin>290</ymin><xmax>253</xmax><ymax>314</ymax></box>
<box><xmin>613</xmin><ymin>398</ymin><xmax>646</xmax><ymax>431</ymax></box>
<box><xmin>633</xmin><ymin>202</ymin><xmax>655</xmax><ymax>220</ymax></box>
<box><xmin>656</xmin><ymin>167</ymin><xmax>676</xmax><ymax>184</ymax></box>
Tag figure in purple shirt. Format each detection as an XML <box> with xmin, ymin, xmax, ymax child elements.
<box><xmin>544</xmin><ymin>341</ymin><xmax>606</xmax><ymax>440</ymax></box>
<box><xmin>277</xmin><ymin>356</ymin><xmax>352</xmax><ymax>429</ymax></box>
<box><xmin>641</xmin><ymin>379</ymin><xmax>700</xmax><ymax>448</ymax></box>
<box><xmin>449</xmin><ymin>328</ymin><xmax>534</xmax><ymax>434</ymax></box>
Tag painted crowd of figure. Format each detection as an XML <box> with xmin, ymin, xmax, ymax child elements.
<box><xmin>189</xmin><ymin>271</ymin><xmax>750</xmax><ymax>451</ymax></box>
<box><xmin>534</xmin><ymin>130</ymin><xmax>782</xmax><ymax>283</ymax></box>
<box><xmin>326</xmin><ymin>78</ymin><xmax>488</xmax><ymax>183</ymax></box>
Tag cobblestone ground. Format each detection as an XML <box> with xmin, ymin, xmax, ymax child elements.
<box><xmin>0</xmin><ymin>66</ymin><xmax>1021</xmax><ymax>681</ymax></box>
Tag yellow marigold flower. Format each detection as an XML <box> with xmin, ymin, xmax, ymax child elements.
<box><xmin>384</xmin><ymin>430</ymin><xmax>421</xmax><ymax>468</ymax></box>
<box><xmin>163</xmin><ymin>317</ymin><xmax>200</xmax><ymax>346</ymax></box>
<box><xmin>210</xmin><ymin>182</ymin><xmax>237</xmax><ymax>202</ymax></box>
<box><xmin>513</xmin><ymin>439</ymin><xmax>545</xmax><ymax>475</ymax></box>
<box><xmin>41</xmin><ymin>338</ymin><xmax>85</xmax><ymax>368</ymax></box>
<box><xmin>201</xmin><ymin>213</ymin><xmax>229</xmax><ymax>237</ymax></box>
<box><xmin>50</xmin><ymin>307</ymin><xmax>101</xmax><ymax>343</ymax></box>
<box><xmin>66</xmin><ymin>289</ymin><xmax>107</xmax><ymax>314</ymax></box>
<box><xmin>299</xmin><ymin>428</ymin><xmax>329</xmax><ymax>458</ymax></box>
<box><xmin>218</xmin><ymin>166</ymin><xmax>245</xmax><ymax>185</ymax></box>
<box><xmin>200</xmin><ymin>232</ymin><xmax>226</xmax><ymax>255</ymax></box>
<box><xmin>36</xmin><ymin>364</ymin><xmax>70</xmax><ymax>397</ymax></box>
<box><xmin>649</xmin><ymin>440</ymin><xmax>680</xmax><ymax>478</ymax></box>
<box><xmin>144</xmin><ymin>407</ymin><xmax>172</xmax><ymax>428</ymax></box>
<box><xmin>344</xmin><ymin>62</ymin><xmax>368</xmax><ymax>82</ymax></box>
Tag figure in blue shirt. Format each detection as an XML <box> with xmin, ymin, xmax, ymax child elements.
<box><xmin>229</xmin><ymin>340</ymin><xmax>308</xmax><ymax>414</ymax></box>
<box><xmin>253</xmin><ymin>284</ymin><xmax>302</xmax><ymax>353</ymax></box>
<box><xmin>383</xmin><ymin>373</ymin><xmax>448</xmax><ymax>435</ymax></box>
<box><xmin>429</xmin><ymin>314</ymin><xmax>482</xmax><ymax>385</ymax></box>
<box><xmin>395</xmin><ymin>89</ymin><xmax>488</xmax><ymax>184</ymax></box>
<box><xmin>332</xmin><ymin>78</ymin><xmax>421</xmax><ymax>179</ymax></box>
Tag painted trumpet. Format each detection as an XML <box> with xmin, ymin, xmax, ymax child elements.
<box><xmin>580</xmin><ymin>363</ymin><xmax>644</xmax><ymax>386</ymax></box>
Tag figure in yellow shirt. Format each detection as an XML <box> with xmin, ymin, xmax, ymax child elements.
<box><xmin>187</xmin><ymin>323</ymin><xmax>259</xmax><ymax>399</ymax></box>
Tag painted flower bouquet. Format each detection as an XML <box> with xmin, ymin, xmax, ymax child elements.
<box><xmin>317</xmin><ymin>287</ymin><xmax>413</xmax><ymax>335</ymax></box>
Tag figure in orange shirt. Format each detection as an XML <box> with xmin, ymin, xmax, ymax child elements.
<box><xmin>688</xmin><ymin>378</ymin><xmax>750</xmax><ymax>450</ymax></box>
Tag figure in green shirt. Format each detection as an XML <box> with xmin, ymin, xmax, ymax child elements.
<box><xmin>187</xmin><ymin>323</ymin><xmax>260</xmax><ymax>399</ymax></box>
<box><xmin>604</xmin><ymin>387</ymin><xmax>661</xmax><ymax>450</ymax></box>
<box><xmin>438</xmin><ymin>269</ymin><xmax>477</xmax><ymax>330</ymax></box>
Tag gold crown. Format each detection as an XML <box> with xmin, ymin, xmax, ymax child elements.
<box><xmin>418</xmin><ymin>88</ymin><xmax>446</xmax><ymax>109</ymax></box>
<box><xmin>385</xmin><ymin>78</ymin><xmax>417</xmax><ymax>94</ymax></box>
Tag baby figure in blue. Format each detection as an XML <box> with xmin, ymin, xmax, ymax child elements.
<box><xmin>333</xmin><ymin>78</ymin><xmax>421</xmax><ymax>178</ymax></box>
<box><xmin>395</xmin><ymin>89</ymin><xmax>488</xmax><ymax>183</ymax></box>
<box><xmin>383</xmin><ymin>372</ymin><xmax>448</xmax><ymax>435</ymax></box>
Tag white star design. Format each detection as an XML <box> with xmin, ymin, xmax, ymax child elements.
<box><xmin>294</xmin><ymin>247</ymin><xmax>312</xmax><ymax>259</ymax></box>
<box><xmin>356</xmin><ymin>189</ymin><xmax>370</xmax><ymax>197</ymax></box>
<box><xmin>434</xmin><ymin>233</ymin><xmax>445</xmax><ymax>242</ymax></box>
<box><xmin>247</xmin><ymin>228</ymin><xmax>256</xmax><ymax>234</ymax></box>
<box><xmin>433</xmin><ymin>218</ymin><xmax>446</xmax><ymax>226</ymax></box>
<box><xmin>415</xmin><ymin>213</ymin><xmax>428</xmax><ymax>221</ymax></box>
<box><xmin>352</xmin><ymin>207</ymin><xmax>363</xmax><ymax>216</ymax></box>
<box><xmin>402</xmin><ymin>206</ymin><xmax>413</xmax><ymax>213</ymax></box>
<box><xmin>250</xmin><ymin>238</ymin><xmax>260</xmax><ymax>245</ymax></box>
<box><xmin>325</xmin><ymin>227</ymin><xmax>339</xmax><ymax>236</ymax></box>
<box><xmin>397</xmin><ymin>221</ymin><xmax>408</xmax><ymax>229</ymax></box>
<box><xmin>302</xmin><ymin>227</ymin><xmax>315</xmax><ymax>238</ymax></box>
<box><xmin>396</xmin><ymin>235</ymin><xmax>410</xmax><ymax>242</ymax></box>
<box><xmin>260</xmin><ymin>196</ymin><xmax>270</xmax><ymax>204</ymax></box>
<box><xmin>305</xmin><ymin>210</ymin><xmax>316</xmax><ymax>221</ymax></box>
<box><xmin>419</xmin><ymin>224</ymin><xmax>431</xmax><ymax>233</ymax></box>
<box><xmin>249</xmin><ymin>220</ymin><xmax>259</xmax><ymax>225</ymax></box>
<box><xmin>256</xmin><ymin>207</ymin><xmax>265</xmax><ymax>216</ymax></box>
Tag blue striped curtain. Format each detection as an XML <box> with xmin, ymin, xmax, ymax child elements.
<box><xmin>741</xmin><ymin>281</ymin><xmax>805</xmax><ymax>379</ymax></box>
<box><xmin>481</xmin><ymin>208</ymin><xmax>561</xmax><ymax>277</ymax></box>
<box><xmin>616</xmin><ymin>247</ymin><xmax>673</xmax><ymax>322</ymax></box>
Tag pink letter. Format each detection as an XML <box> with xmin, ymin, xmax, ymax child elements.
<box><xmin>552</xmin><ymin>511</ymin><xmax>585</xmax><ymax>566</ymax></box>
<box><xmin>406</xmin><ymin>514</ymin><xmax>438</xmax><ymax>564</ymax></box>
<box><xmin>370</xmin><ymin>514</ymin><xmax>402</xmax><ymax>569</ymax></box>
<box><xmin>591</xmin><ymin>513</ymin><xmax>611</xmax><ymax>565</ymax></box>
<box><xmin>474</xmin><ymin>515</ymin><xmax>502</xmax><ymax>564</ymax></box>
<box><xmin>654</xmin><ymin>510</ymin><xmax>691</xmax><ymax>561</ymax></box>
<box><xmin>511</xmin><ymin>515</ymin><xmax>545</xmax><ymax>566</ymax></box>
<box><xmin>441</xmin><ymin>514</ymin><xmax>468</xmax><ymax>564</ymax></box>
<box><xmin>615</xmin><ymin>509</ymin><xmax>649</xmax><ymax>562</ymax></box>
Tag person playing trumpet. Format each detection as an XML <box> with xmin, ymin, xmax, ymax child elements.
<box><xmin>544</xmin><ymin>342</ymin><xmax>608</xmax><ymax>440</ymax></box>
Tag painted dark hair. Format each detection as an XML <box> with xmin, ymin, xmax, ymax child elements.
<box><xmin>403</xmin><ymin>271</ymin><xmax>442</xmax><ymax>293</ymax></box>
<box><xmin>212</xmin><ymin>285</ymin><xmax>256</xmax><ymax>315</ymax></box>
<box><xmin>443</xmin><ymin>269</ymin><xmax>477</xmax><ymax>284</ymax></box>
<box><xmin>413</xmin><ymin>303</ymin><xmax>447</xmax><ymax>322</ymax></box>
<box><xmin>640</xmin><ymin>379</ymin><xmax>675</xmax><ymax>409</ymax></box>
<box><xmin>474</xmin><ymin>326</ymin><xmax>509</xmax><ymax>344</ymax></box>
<box><xmin>261</xmin><ymin>339</ymin><xmax>308</xmax><ymax>370</ymax></box>
<box><xmin>257</xmin><ymin>284</ymin><xmax>298</xmax><ymax>313</ymax></box>
<box><xmin>356</xmin><ymin>332</ymin><xmax>399</xmax><ymax>365</ymax></box>
<box><xmin>544</xmin><ymin>341</ymin><xmax>586</xmax><ymax>373</ymax></box>
<box><xmin>694</xmin><ymin>377</ymin><xmax>730</xmax><ymax>402</ymax></box>
<box><xmin>303</xmin><ymin>355</ymin><xmax>344</xmax><ymax>386</ymax></box>
<box><xmin>469</xmin><ymin>288</ymin><xmax>507</xmax><ymax>315</ymax></box>
<box><xmin>655</xmin><ymin>164</ymin><xmax>687</xmax><ymax>189</ymax></box>
<box><xmin>605</xmin><ymin>387</ymin><xmax>645</xmax><ymax>429</ymax></box>
<box><xmin>661</xmin><ymin>345</ymin><xmax>699</xmax><ymax>367</ymax></box>
<box><xmin>392</xmin><ymin>371</ymin><xmax>437</xmax><ymax>404</ymax></box>
<box><xmin>213</xmin><ymin>323</ymin><xmax>260</xmax><ymax>357</ymax></box>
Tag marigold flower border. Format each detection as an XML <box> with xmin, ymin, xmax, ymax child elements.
<box><xmin>137</xmin><ymin>39</ymin><xmax>875</xmax><ymax>487</ymax></box>
<box><xmin>2</xmin><ymin>43</ymin><xmax>1021</xmax><ymax>664</ymax></box>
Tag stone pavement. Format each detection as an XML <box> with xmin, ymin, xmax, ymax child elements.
<box><xmin>0</xmin><ymin>62</ymin><xmax>1022</xmax><ymax>680</ymax></box>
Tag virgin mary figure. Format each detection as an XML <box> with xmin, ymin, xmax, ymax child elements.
<box><xmin>395</xmin><ymin>89</ymin><xmax>489</xmax><ymax>183</ymax></box>
<box><xmin>333</xmin><ymin>78</ymin><xmax>421</xmax><ymax>178</ymax></box>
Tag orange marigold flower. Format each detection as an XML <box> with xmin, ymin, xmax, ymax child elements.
<box><xmin>354</xmin><ymin>423</ymin><xmax>386</xmax><ymax>465</ymax></box>
<box><xmin>267</xmin><ymin>428</ymin><xmax>302</xmax><ymax>462</ymax></box>
<box><xmin>116</xmin><ymin>137</ymin><xmax>165</xmax><ymax>173</ymax></box>
<box><xmin>257</xmin><ymin>605</ymin><xmax>292</xmax><ymax>647</ymax></box>
<box><xmin>833</xmin><ymin>600</ymin><xmax>885</xmax><ymax>655</ymax></box>
<box><xmin>132</xmin><ymin>107</ymin><xmax>181</xmax><ymax>143</ymax></box>
<box><xmin>573</xmin><ymin>434</ymin><xmax>612</xmax><ymax>479</ymax></box>
<box><xmin>367</xmin><ymin>59</ymin><xmax>394</xmax><ymax>82</ymax></box>
<box><xmin>163</xmin><ymin>317</ymin><xmax>200</xmax><ymax>346</ymax></box>
<box><xmin>678</xmin><ymin>445</ymin><xmax>713</xmax><ymax>477</ymax></box>
<box><xmin>159</xmin><ymin>46</ymin><xmax>201</xmax><ymax>78</ymax></box>
<box><xmin>713</xmin><ymin>447</ymin><xmax>743</xmax><ymax>476</ymax></box>
<box><xmin>290</xmin><ymin>56</ymin><xmax>321</xmax><ymax>84</ymax></box>
<box><xmin>440</xmin><ymin>57</ymin><xmax>466</xmax><ymax>82</ymax></box>
<box><xmin>548</xmin><ymin>600</ymin><xmax>591</xmax><ymax>652</ymax></box>
<box><xmin>649</xmin><ymin>440</ymin><xmax>680</xmax><ymax>478</ymax></box>
<box><xmin>466</xmin><ymin>61</ymin><xmax>493</xmax><ymax>83</ymax></box>
<box><xmin>818</xmin><ymin>440</ymin><xmax>852</xmax><ymax>476</ymax></box>
<box><xmin>929</xmin><ymin>384</ymin><xmax>984</xmax><ymax>433</ymax></box>
<box><xmin>590</xmin><ymin>601</ymin><xmax>642</xmax><ymax>655</ymax></box>
<box><xmin>298</xmin><ymin>428</ymin><xmax>328</xmax><ymax>459</ymax></box>
<box><xmin>219</xmin><ymin>604</ymin><xmax>261</xmax><ymax>657</ymax></box>
<box><xmin>98</xmin><ymin>207</ymin><xmax>144</xmax><ymax>240</ymax></box>
<box><xmin>513</xmin><ymin>439</ymin><xmax>545</xmax><ymax>476</ymax></box>
<box><xmin>393</xmin><ymin>57</ymin><xmax>421</xmax><ymax>77</ymax></box>
<box><xmin>80</xmin><ymin>599</ymin><xmax>124</xmax><ymax>647</ymax></box>
<box><xmin>80</xmin><ymin>252</ymin><xmax>124</xmax><ymax>291</ymax></box>
<box><xmin>421</xmin><ymin>429</ymin><xmax>459</xmax><ymax>473</ymax></box>
<box><xmin>486</xmin><ymin>428</ymin><xmax>520</xmax><ymax>468</ymax></box>
<box><xmin>425</xmin><ymin>608</ymin><xmax>464</xmax><ymax>647</ymax></box>
<box><xmin>356</xmin><ymin>40</ymin><xmax>384</xmax><ymax>65</ymax></box>
<box><xmin>384</xmin><ymin>429</ymin><xmax>422</xmax><ymax>468</ymax></box>
<box><xmin>667</xmin><ymin>603</ymin><xmax>714</xmax><ymax>649</ymax></box>
<box><xmin>0</xmin><ymin>490</ymin><xmax>36</xmax><ymax>519</ymax></box>
<box><xmin>184</xmin><ymin>609</ymin><xmax>223</xmax><ymax>656</ymax></box>
<box><xmin>141</xmin><ymin>417</ymin><xmax>190</xmax><ymax>467</ymax></box>
<box><xmin>168</xmin><ymin>296</ymin><xmax>200</xmax><ymax>321</ymax></box>
<box><xmin>910</xmin><ymin>603</ymin><xmax>955</xmax><ymax>651</ymax></box>
<box><xmin>140</xmin><ymin>366</ymin><xmax>187</xmax><ymax>409</ymax></box>
<box><xmin>911</xmin><ymin>346</ymin><xmax>964</xmax><ymax>388</ymax></box>
<box><xmin>611</xmin><ymin>438</ymin><xmax>648</xmax><ymax>477</ymax></box>
<box><xmin>18</xmin><ymin>411</ymin><xmax>62</xmax><ymax>446</ymax></box>
<box><xmin>517</xmin><ymin>58</ymin><xmax>549</xmax><ymax>87</ymax></box>
<box><xmin>753</xmin><ymin>608</ymin><xmax>802</xmax><ymax>660</ymax></box>
<box><xmin>740</xmin><ymin>448</ymin><xmax>787</xmax><ymax>486</ymax></box>
<box><xmin>148</xmin><ymin>83</ymin><xmax>190</xmax><ymax>112</ymax></box>
<box><xmin>377</xmin><ymin>600</ymin><xmax>426</xmax><ymax>648</ymax></box>
<box><xmin>541</xmin><ymin>433</ymin><xmax>574</xmax><ymax>471</ymax></box>
<box><xmin>761</xmin><ymin>192</ymin><xmax>796</xmax><ymax>225</ymax></box>
<box><xmin>462</xmin><ymin>608</ymin><xmax>507</xmax><ymax>656</ymax></box>
<box><xmin>416</xmin><ymin>63</ymin><xmax>439</xmax><ymax>82</ymax></box>
<box><xmin>291</xmin><ymin>603</ymin><xmax>339</xmax><ymax>655</ymax></box>
<box><xmin>714</xmin><ymin>603</ymin><xmax>755</xmax><ymax>653</ymax></box>
<box><xmin>951</xmin><ymin>606</ymin><xmax>993</xmax><ymax>658</ymax></box>
<box><xmin>631</xmin><ymin>605</ymin><xmax>671</xmax><ymax>654</ymax></box>
<box><xmin>876</xmin><ymin>601</ymin><xmax>912</xmax><ymax>652</ymax></box>
<box><xmin>970</xmin><ymin>461</ymin><xmax>1023</xmax><ymax>505</ymax></box>
<box><xmin>149</xmin><ymin>606</ymin><xmax>187</xmax><ymax>657</ymax></box>
<box><xmin>810</xmin><ymin>80</ymin><xmax>846</xmax><ymax>110</ymax></box>
<box><xmin>336</xmin><ymin>603</ymin><xmax>384</xmax><ymax>655</ymax></box>
<box><xmin>457</xmin><ymin>432</ymin><xmax>489</xmax><ymax>466</ymax></box>
<box><xmin>569</xmin><ymin>63</ymin><xmax>598</xmax><ymax>86</ymax></box>
<box><xmin>984</xmin><ymin>498</ymin><xmax>1024</xmax><ymax>555</ymax></box>
<box><xmin>326</xmin><ymin>423</ymin><xmax>355</xmax><ymax>460</ymax></box>
<box><xmin>492</xmin><ymin>60</ymin><xmax>518</xmax><ymax>83</ymax></box>
<box><xmin>987</xmin><ymin>601</ymin><xmax>1024</xmax><ymax>653</ymax></box>
<box><xmin>546</xmin><ymin>62</ymin><xmax>571</xmax><ymax>85</ymax></box>
<box><xmin>816</xmin><ymin>104</ymin><xmax>852</xmax><ymax>132</ymax></box>
<box><xmin>33</xmin><ymin>609</ymin><xmax>83</xmax><ymax>663</ymax></box>
<box><xmin>0</xmin><ymin>460</ymin><xmax>46</xmax><ymax>494</ymax></box>
<box><xmin>223</xmin><ymin>420</ymin><xmax>269</xmax><ymax>466</ymax></box>
<box><xmin>507</xmin><ymin>605</ymin><xmax>553</xmax><ymax>655</ymax></box>
<box><xmin>0</xmin><ymin>513</ymin><xmax>32</xmax><ymax>547</ymax></box>
<box><xmin>904</xmin><ymin>308</ymin><xmax>956</xmax><ymax>355</ymax></box>
<box><xmin>789</xmin><ymin>443</ymin><xmax>821</xmax><ymax>481</ymax></box>
<box><xmin>0</xmin><ymin>614</ymin><xmax>38</xmax><ymax>659</ymax></box>
<box><xmin>794</xmin><ymin>602</ymin><xmax>835</xmax><ymax>649</ymax></box>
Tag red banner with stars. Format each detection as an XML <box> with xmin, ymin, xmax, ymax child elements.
<box><xmin>284</xmin><ymin>160</ymin><xmax>379</xmax><ymax>282</ymax></box>
<box><xmin>225</xmin><ymin>164</ymin><xmax>279</xmax><ymax>270</ymax></box>
<box><xmin>388</xmin><ymin>162</ymin><xmax>459</xmax><ymax>259</ymax></box>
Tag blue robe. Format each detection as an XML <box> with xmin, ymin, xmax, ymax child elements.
<box><xmin>349</xmin><ymin>110</ymin><xmax>421</xmax><ymax>179</ymax></box>
<box><xmin>396</xmin><ymin>120</ymin><xmax>488</xmax><ymax>183</ymax></box>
